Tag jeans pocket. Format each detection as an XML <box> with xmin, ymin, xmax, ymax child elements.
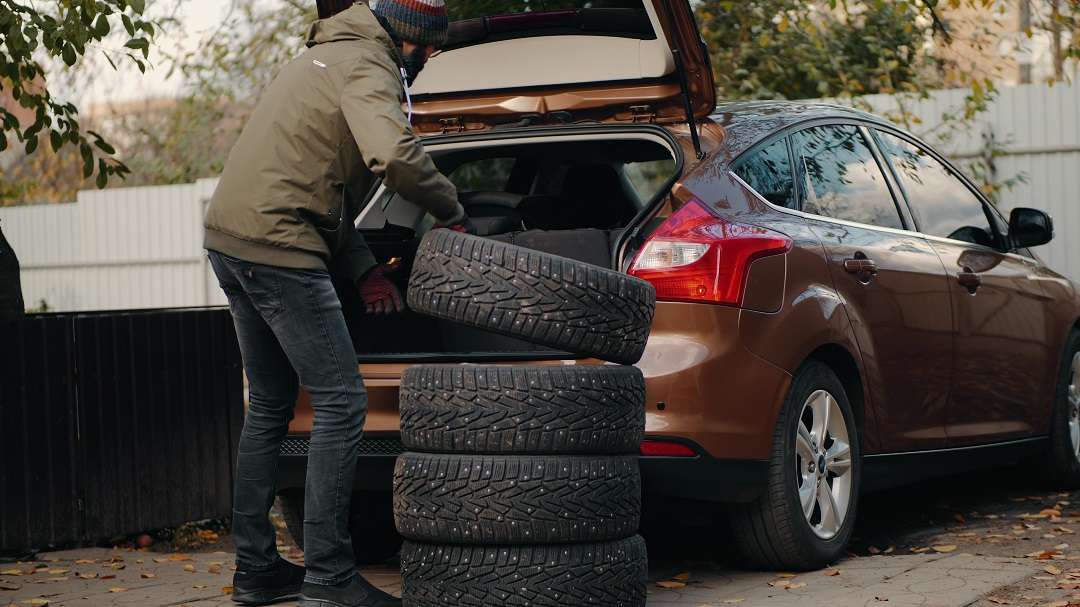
<box><xmin>239</xmin><ymin>266</ymin><xmax>286</xmax><ymax>322</ymax></box>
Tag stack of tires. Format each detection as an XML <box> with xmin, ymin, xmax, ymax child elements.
<box><xmin>394</xmin><ymin>230</ymin><xmax>657</xmax><ymax>607</ymax></box>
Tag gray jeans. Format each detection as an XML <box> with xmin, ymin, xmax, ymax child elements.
<box><xmin>209</xmin><ymin>251</ymin><xmax>366</xmax><ymax>586</ymax></box>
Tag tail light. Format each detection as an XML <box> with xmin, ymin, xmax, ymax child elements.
<box><xmin>629</xmin><ymin>199</ymin><xmax>791</xmax><ymax>306</ymax></box>
<box><xmin>640</xmin><ymin>440</ymin><xmax>698</xmax><ymax>457</ymax></box>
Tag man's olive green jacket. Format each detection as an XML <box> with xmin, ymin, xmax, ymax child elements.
<box><xmin>204</xmin><ymin>2</ymin><xmax>462</xmax><ymax>282</ymax></box>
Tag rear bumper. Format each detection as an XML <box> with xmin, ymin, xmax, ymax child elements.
<box><xmin>276</xmin><ymin>435</ymin><xmax>766</xmax><ymax>503</ymax></box>
<box><xmin>639</xmin><ymin>438</ymin><xmax>767</xmax><ymax>503</ymax></box>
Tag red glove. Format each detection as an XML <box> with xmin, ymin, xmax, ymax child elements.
<box><xmin>357</xmin><ymin>262</ymin><xmax>404</xmax><ymax>315</ymax></box>
<box><xmin>439</xmin><ymin>217</ymin><xmax>478</xmax><ymax>235</ymax></box>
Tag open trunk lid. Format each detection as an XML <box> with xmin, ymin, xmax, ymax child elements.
<box><xmin>408</xmin><ymin>1</ymin><xmax>715</xmax><ymax>135</ymax></box>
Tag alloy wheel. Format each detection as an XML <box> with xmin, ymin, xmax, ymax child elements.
<box><xmin>794</xmin><ymin>390</ymin><xmax>853</xmax><ymax>540</ymax></box>
<box><xmin>1068</xmin><ymin>353</ymin><xmax>1080</xmax><ymax>462</ymax></box>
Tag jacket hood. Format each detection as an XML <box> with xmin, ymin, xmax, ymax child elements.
<box><xmin>307</xmin><ymin>2</ymin><xmax>397</xmax><ymax>57</ymax></box>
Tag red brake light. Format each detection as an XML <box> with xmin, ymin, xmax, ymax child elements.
<box><xmin>629</xmin><ymin>199</ymin><xmax>791</xmax><ymax>306</ymax></box>
<box><xmin>640</xmin><ymin>440</ymin><xmax>698</xmax><ymax>457</ymax></box>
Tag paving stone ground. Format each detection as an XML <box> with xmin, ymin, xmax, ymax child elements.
<box><xmin>0</xmin><ymin>547</ymin><xmax>1039</xmax><ymax>607</ymax></box>
<box><xmin>4</xmin><ymin>466</ymin><xmax>1079</xmax><ymax>607</ymax></box>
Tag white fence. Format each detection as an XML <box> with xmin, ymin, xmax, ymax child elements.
<box><xmin>1</xmin><ymin>82</ymin><xmax>1077</xmax><ymax>313</ymax></box>
<box><xmin>0</xmin><ymin>178</ymin><xmax>225</xmax><ymax>312</ymax></box>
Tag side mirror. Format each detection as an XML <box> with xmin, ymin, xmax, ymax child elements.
<box><xmin>1009</xmin><ymin>207</ymin><xmax>1054</xmax><ymax>249</ymax></box>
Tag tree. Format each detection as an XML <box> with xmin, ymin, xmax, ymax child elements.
<box><xmin>0</xmin><ymin>0</ymin><xmax>157</xmax><ymax>189</ymax></box>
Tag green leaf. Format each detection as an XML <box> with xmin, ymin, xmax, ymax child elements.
<box><xmin>93</xmin><ymin>14</ymin><xmax>110</xmax><ymax>37</ymax></box>
<box><xmin>24</xmin><ymin>135</ymin><xmax>38</xmax><ymax>154</ymax></box>
<box><xmin>96</xmin><ymin>164</ymin><xmax>108</xmax><ymax>189</ymax></box>
<box><xmin>81</xmin><ymin>143</ymin><xmax>94</xmax><ymax>178</ymax></box>
<box><xmin>124</xmin><ymin>37</ymin><xmax>149</xmax><ymax>53</ymax></box>
<box><xmin>93</xmin><ymin>138</ymin><xmax>116</xmax><ymax>155</ymax></box>
<box><xmin>122</xmin><ymin>14</ymin><xmax>135</xmax><ymax>36</ymax></box>
<box><xmin>50</xmin><ymin>130</ymin><xmax>63</xmax><ymax>152</ymax></box>
<box><xmin>128</xmin><ymin>0</ymin><xmax>146</xmax><ymax>15</ymax></box>
<box><xmin>61</xmin><ymin>44</ymin><xmax>76</xmax><ymax>66</ymax></box>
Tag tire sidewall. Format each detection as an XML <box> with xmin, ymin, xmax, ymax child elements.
<box><xmin>1048</xmin><ymin>331</ymin><xmax>1080</xmax><ymax>485</ymax></box>
<box><xmin>778</xmin><ymin>362</ymin><xmax>861</xmax><ymax>566</ymax></box>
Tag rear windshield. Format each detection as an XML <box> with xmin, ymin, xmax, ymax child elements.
<box><xmin>449</xmin><ymin>0</ymin><xmax>647</xmax><ymax>20</ymax></box>
<box><xmin>446</xmin><ymin>0</ymin><xmax>655</xmax><ymax>47</ymax></box>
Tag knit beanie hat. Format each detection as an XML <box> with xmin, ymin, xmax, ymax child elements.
<box><xmin>371</xmin><ymin>0</ymin><xmax>449</xmax><ymax>47</ymax></box>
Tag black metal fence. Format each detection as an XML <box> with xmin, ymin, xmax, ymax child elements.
<box><xmin>0</xmin><ymin>308</ymin><xmax>243</xmax><ymax>552</ymax></box>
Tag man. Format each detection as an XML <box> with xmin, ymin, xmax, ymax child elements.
<box><xmin>0</xmin><ymin>219</ymin><xmax>25</xmax><ymax>322</ymax></box>
<box><xmin>203</xmin><ymin>2</ymin><xmax>468</xmax><ymax>606</ymax></box>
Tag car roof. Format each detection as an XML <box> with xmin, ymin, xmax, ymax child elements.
<box><xmin>709</xmin><ymin>100</ymin><xmax>895</xmax><ymax>160</ymax></box>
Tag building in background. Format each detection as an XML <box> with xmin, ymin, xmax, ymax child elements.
<box><xmin>942</xmin><ymin>0</ymin><xmax>1078</xmax><ymax>85</ymax></box>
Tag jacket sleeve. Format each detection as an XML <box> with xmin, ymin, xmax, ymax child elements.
<box><xmin>341</xmin><ymin>50</ymin><xmax>464</xmax><ymax>224</ymax></box>
<box><xmin>329</xmin><ymin>226</ymin><xmax>378</xmax><ymax>284</ymax></box>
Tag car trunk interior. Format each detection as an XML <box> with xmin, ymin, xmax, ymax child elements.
<box><xmin>341</xmin><ymin>129</ymin><xmax>680</xmax><ymax>360</ymax></box>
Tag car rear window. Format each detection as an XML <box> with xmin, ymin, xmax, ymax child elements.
<box><xmin>449</xmin><ymin>1</ymin><xmax>648</xmax><ymax>20</ymax></box>
<box><xmin>445</xmin><ymin>1</ymin><xmax>655</xmax><ymax>47</ymax></box>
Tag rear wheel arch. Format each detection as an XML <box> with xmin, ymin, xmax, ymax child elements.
<box><xmin>806</xmin><ymin>344</ymin><xmax>866</xmax><ymax>438</ymax></box>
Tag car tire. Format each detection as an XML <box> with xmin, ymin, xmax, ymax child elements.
<box><xmin>731</xmin><ymin>361</ymin><xmax>861</xmax><ymax>571</ymax></box>
<box><xmin>1042</xmin><ymin>331</ymin><xmax>1080</xmax><ymax>487</ymax></box>
<box><xmin>400</xmin><ymin>536</ymin><xmax>647</xmax><ymax>607</ymax></box>
<box><xmin>407</xmin><ymin>230</ymin><xmax>656</xmax><ymax>365</ymax></box>
<box><xmin>400</xmin><ymin>364</ymin><xmax>646</xmax><ymax>455</ymax></box>
<box><xmin>394</xmin><ymin>452</ymin><xmax>641</xmax><ymax>545</ymax></box>
<box><xmin>279</xmin><ymin>490</ymin><xmax>402</xmax><ymax>565</ymax></box>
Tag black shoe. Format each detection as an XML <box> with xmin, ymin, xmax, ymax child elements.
<box><xmin>231</xmin><ymin>558</ymin><xmax>305</xmax><ymax>605</ymax></box>
<box><xmin>299</xmin><ymin>574</ymin><xmax>401</xmax><ymax>607</ymax></box>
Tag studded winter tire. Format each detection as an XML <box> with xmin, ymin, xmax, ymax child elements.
<box><xmin>407</xmin><ymin>230</ymin><xmax>656</xmax><ymax>365</ymax></box>
<box><xmin>394</xmin><ymin>452</ymin><xmax>641</xmax><ymax>545</ymax></box>
<box><xmin>399</xmin><ymin>364</ymin><xmax>645</xmax><ymax>455</ymax></box>
<box><xmin>400</xmin><ymin>536</ymin><xmax>648</xmax><ymax>607</ymax></box>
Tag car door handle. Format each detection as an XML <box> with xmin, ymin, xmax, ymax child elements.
<box><xmin>957</xmin><ymin>267</ymin><xmax>982</xmax><ymax>293</ymax></box>
<box><xmin>843</xmin><ymin>258</ymin><xmax>878</xmax><ymax>276</ymax></box>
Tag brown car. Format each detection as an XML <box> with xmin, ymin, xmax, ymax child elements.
<box><xmin>277</xmin><ymin>0</ymin><xmax>1080</xmax><ymax>570</ymax></box>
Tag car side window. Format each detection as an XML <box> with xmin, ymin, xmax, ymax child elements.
<box><xmin>732</xmin><ymin>138</ymin><xmax>797</xmax><ymax>209</ymax></box>
<box><xmin>791</xmin><ymin>125</ymin><xmax>904</xmax><ymax>230</ymax></box>
<box><xmin>875</xmin><ymin>131</ymin><xmax>997</xmax><ymax>248</ymax></box>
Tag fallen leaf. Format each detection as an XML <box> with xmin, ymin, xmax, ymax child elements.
<box><xmin>987</xmin><ymin>597</ymin><xmax>1009</xmax><ymax>605</ymax></box>
<box><xmin>932</xmin><ymin>545</ymin><xmax>958</xmax><ymax>553</ymax></box>
<box><xmin>168</xmin><ymin>555</ymin><xmax>193</xmax><ymax>562</ymax></box>
<box><xmin>768</xmin><ymin>579</ymin><xmax>805</xmax><ymax>589</ymax></box>
<box><xmin>824</xmin><ymin>569</ymin><xmax>841</xmax><ymax>577</ymax></box>
<box><xmin>1043</xmin><ymin>601</ymin><xmax>1068</xmax><ymax>607</ymax></box>
<box><xmin>867</xmin><ymin>546</ymin><xmax>881</xmax><ymax>554</ymax></box>
<box><xmin>656</xmin><ymin>581</ymin><xmax>686</xmax><ymax>589</ymax></box>
<box><xmin>0</xmin><ymin>581</ymin><xmax>19</xmax><ymax>591</ymax></box>
<box><xmin>183</xmin><ymin>565</ymin><xmax>195</xmax><ymax>573</ymax></box>
<box><xmin>1047</xmin><ymin>565</ymin><xmax>1063</xmax><ymax>575</ymax></box>
<box><xmin>100</xmin><ymin>575</ymin><xmax>116</xmax><ymax>580</ymax></box>
<box><xmin>140</xmin><ymin>573</ymin><xmax>156</xmax><ymax>579</ymax></box>
<box><xmin>221</xmin><ymin>586</ymin><xmax>234</xmax><ymax>595</ymax></box>
<box><xmin>0</xmin><ymin>571</ymin><xmax>21</xmax><ymax>577</ymax></box>
<box><xmin>673</xmin><ymin>572</ymin><xmax>690</xmax><ymax>581</ymax></box>
<box><xmin>21</xmin><ymin>599</ymin><xmax>49</xmax><ymax>606</ymax></box>
<box><xmin>107</xmin><ymin>587</ymin><xmax>127</xmax><ymax>593</ymax></box>
<box><xmin>73</xmin><ymin>560</ymin><xmax>94</xmax><ymax>565</ymax></box>
<box><xmin>207</xmin><ymin>564</ymin><xmax>222</xmax><ymax>575</ymax></box>
<box><xmin>193</xmin><ymin>584</ymin><xmax>208</xmax><ymax>589</ymax></box>
<box><xmin>75</xmin><ymin>573</ymin><xmax>96</xmax><ymax>580</ymax></box>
